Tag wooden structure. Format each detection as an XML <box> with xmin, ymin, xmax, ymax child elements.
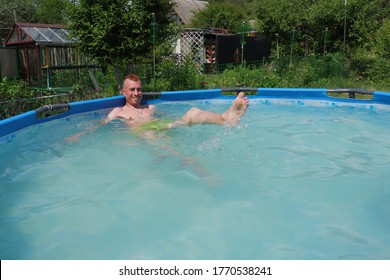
<box><xmin>170</xmin><ymin>0</ymin><xmax>208</xmax><ymax>25</ymax></box>
<box><xmin>4</xmin><ymin>22</ymin><xmax>91</xmax><ymax>90</ymax></box>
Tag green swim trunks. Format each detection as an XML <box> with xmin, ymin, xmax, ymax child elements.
<box><xmin>135</xmin><ymin>119</ymin><xmax>172</xmax><ymax>132</ymax></box>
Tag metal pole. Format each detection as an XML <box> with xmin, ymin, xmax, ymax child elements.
<box><xmin>290</xmin><ymin>30</ymin><xmax>296</xmax><ymax>65</ymax></box>
<box><xmin>241</xmin><ymin>21</ymin><xmax>245</xmax><ymax>64</ymax></box>
<box><xmin>151</xmin><ymin>13</ymin><xmax>157</xmax><ymax>91</ymax></box>
<box><xmin>323</xmin><ymin>27</ymin><xmax>329</xmax><ymax>56</ymax></box>
<box><xmin>343</xmin><ymin>0</ymin><xmax>347</xmax><ymax>54</ymax></box>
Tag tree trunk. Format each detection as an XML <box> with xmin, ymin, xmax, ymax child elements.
<box><xmin>305</xmin><ymin>38</ymin><xmax>309</xmax><ymax>57</ymax></box>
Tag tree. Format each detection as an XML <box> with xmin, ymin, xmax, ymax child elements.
<box><xmin>66</xmin><ymin>0</ymin><xmax>174</xmax><ymax>88</ymax></box>
<box><xmin>190</xmin><ymin>1</ymin><xmax>247</xmax><ymax>33</ymax></box>
<box><xmin>246</xmin><ymin>0</ymin><xmax>310</xmax><ymax>55</ymax></box>
<box><xmin>376</xmin><ymin>19</ymin><xmax>390</xmax><ymax>60</ymax></box>
<box><xmin>250</xmin><ymin>0</ymin><xmax>390</xmax><ymax>56</ymax></box>
<box><xmin>347</xmin><ymin>0</ymin><xmax>390</xmax><ymax>49</ymax></box>
<box><xmin>36</xmin><ymin>0</ymin><xmax>70</xmax><ymax>25</ymax></box>
<box><xmin>0</xmin><ymin>0</ymin><xmax>39</xmax><ymax>28</ymax></box>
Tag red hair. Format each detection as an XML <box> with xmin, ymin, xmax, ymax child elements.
<box><xmin>124</xmin><ymin>74</ymin><xmax>141</xmax><ymax>82</ymax></box>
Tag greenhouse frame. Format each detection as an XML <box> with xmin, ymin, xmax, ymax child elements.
<box><xmin>4</xmin><ymin>22</ymin><xmax>93</xmax><ymax>90</ymax></box>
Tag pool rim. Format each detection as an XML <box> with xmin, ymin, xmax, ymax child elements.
<box><xmin>1</xmin><ymin>87</ymin><xmax>390</xmax><ymax>138</ymax></box>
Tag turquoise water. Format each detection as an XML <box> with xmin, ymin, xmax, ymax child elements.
<box><xmin>1</xmin><ymin>99</ymin><xmax>390</xmax><ymax>260</ymax></box>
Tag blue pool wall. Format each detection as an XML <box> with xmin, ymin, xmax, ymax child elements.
<box><xmin>1</xmin><ymin>88</ymin><xmax>390</xmax><ymax>138</ymax></box>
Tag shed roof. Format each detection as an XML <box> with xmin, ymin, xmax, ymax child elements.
<box><xmin>172</xmin><ymin>0</ymin><xmax>208</xmax><ymax>25</ymax></box>
<box><xmin>5</xmin><ymin>22</ymin><xmax>71</xmax><ymax>46</ymax></box>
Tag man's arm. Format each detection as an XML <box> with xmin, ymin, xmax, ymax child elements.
<box><xmin>102</xmin><ymin>107</ymin><xmax>120</xmax><ymax>124</ymax></box>
<box><xmin>65</xmin><ymin>107</ymin><xmax>119</xmax><ymax>142</ymax></box>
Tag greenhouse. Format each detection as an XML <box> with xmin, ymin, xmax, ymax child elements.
<box><xmin>4</xmin><ymin>22</ymin><xmax>94</xmax><ymax>91</ymax></box>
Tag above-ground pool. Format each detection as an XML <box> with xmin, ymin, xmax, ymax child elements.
<box><xmin>1</xmin><ymin>88</ymin><xmax>390</xmax><ymax>260</ymax></box>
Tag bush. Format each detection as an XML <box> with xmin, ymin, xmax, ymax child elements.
<box><xmin>155</xmin><ymin>56</ymin><xmax>205</xmax><ymax>91</ymax></box>
<box><xmin>376</xmin><ymin>19</ymin><xmax>390</xmax><ymax>60</ymax></box>
<box><xmin>0</xmin><ymin>78</ymin><xmax>38</xmax><ymax>120</ymax></box>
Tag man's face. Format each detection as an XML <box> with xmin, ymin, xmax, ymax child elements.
<box><xmin>122</xmin><ymin>79</ymin><xmax>142</xmax><ymax>107</ymax></box>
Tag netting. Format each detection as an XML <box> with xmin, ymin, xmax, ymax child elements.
<box><xmin>174</xmin><ymin>30</ymin><xmax>205</xmax><ymax>72</ymax></box>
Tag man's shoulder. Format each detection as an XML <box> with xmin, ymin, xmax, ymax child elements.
<box><xmin>107</xmin><ymin>106</ymin><xmax>124</xmax><ymax>119</ymax></box>
<box><xmin>111</xmin><ymin>106</ymin><xmax>123</xmax><ymax>113</ymax></box>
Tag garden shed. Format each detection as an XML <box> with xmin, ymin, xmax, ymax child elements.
<box><xmin>4</xmin><ymin>22</ymin><xmax>92</xmax><ymax>90</ymax></box>
<box><xmin>171</xmin><ymin>0</ymin><xmax>208</xmax><ymax>26</ymax></box>
<box><xmin>174</xmin><ymin>27</ymin><xmax>271</xmax><ymax>73</ymax></box>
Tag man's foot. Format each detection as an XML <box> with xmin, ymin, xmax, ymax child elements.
<box><xmin>222</xmin><ymin>92</ymin><xmax>249</xmax><ymax>126</ymax></box>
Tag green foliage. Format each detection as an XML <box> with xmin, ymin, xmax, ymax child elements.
<box><xmin>154</xmin><ymin>56</ymin><xmax>205</xmax><ymax>91</ymax></box>
<box><xmin>0</xmin><ymin>77</ymin><xmax>30</xmax><ymax>99</ymax></box>
<box><xmin>0</xmin><ymin>0</ymin><xmax>39</xmax><ymax>27</ymax></box>
<box><xmin>0</xmin><ymin>69</ymin><xmax>121</xmax><ymax>119</ymax></box>
<box><xmin>0</xmin><ymin>77</ymin><xmax>39</xmax><ymax>119</ymax></box>
<box><xmin>36</xmin><ymin>0</ymin><xmax>70</xmax><ymax>24</ymax></box>
<box><xmin>205</xmin><ymin>63</ymin><xmax>281</xmax><ymax>89</ymax></box>
<box><xmin>375</xmin><ymin>19</ymin><xmax>390</xmax><ymax>60</ymax></box>
<box><xmin>190</xmin><ymin>2</ymin><xmax>247</xmax><ymax>33</ymax></box>
<box><xmin>66</xmin><ymin>0</ymin><xmax>175</xmax><ymax>87</ymax></box>
<box><xmin>67</xmin><ymin>0</ymin><xmax>174</xmax><ymax>65</ymax></box>
<box><xmin>0</xmin><ymin>0</ymin><xmax>69</xmax><ymax>28</ymax></box>
<box><xmin>305</xmin><ymin>0</ymin><xmax>346</xmax><ymax>52</ymax></box>
<box><xmin>348</xmin><ymin>0</ymin><xmax>390</xmax><ymax>49</ymax></box>
<box><xmin>202</xmin><ymin>53</ymin><xmax>386</xmax><ymax>90</ymax></box>
<box><xmin>349</xmin><ymin>48</ymin><xmax>390</xmax><ymax>89</ymax></box>
<box><xmin>247</xmin><ymin>0</ymin><xmax>390</xmax><ymax>56</ymax></box>
<box><xmin>250</xmin><ymin>0</ymin><xmax>341</xmax><ymax>55</ymax></box>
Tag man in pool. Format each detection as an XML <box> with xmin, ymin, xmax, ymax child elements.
<box><xmin>66</xmin><ymin>74</ymin><xmax>249</xmax><ymax>142</ymax></box>
<box><xmin>104</xmin><ymin>74</ymin><xmax>249</xmax><ymax>129</ymax></box>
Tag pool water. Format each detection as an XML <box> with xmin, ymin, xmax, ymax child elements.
<box><xmin>1</xmin><ymin>99</ymin><xmax>390</xmax><ymax>260</ymax></box>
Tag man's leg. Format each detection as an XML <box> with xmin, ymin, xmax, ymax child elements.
<box><xmin>182</xmin><ymin>108</ymin><xmax>225</xmax><ymax>125</ymax></box>
<box><xmin>181</xmin><ymin>92</ymin><xmax>249</xmax><ymax>126</ymax></box>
